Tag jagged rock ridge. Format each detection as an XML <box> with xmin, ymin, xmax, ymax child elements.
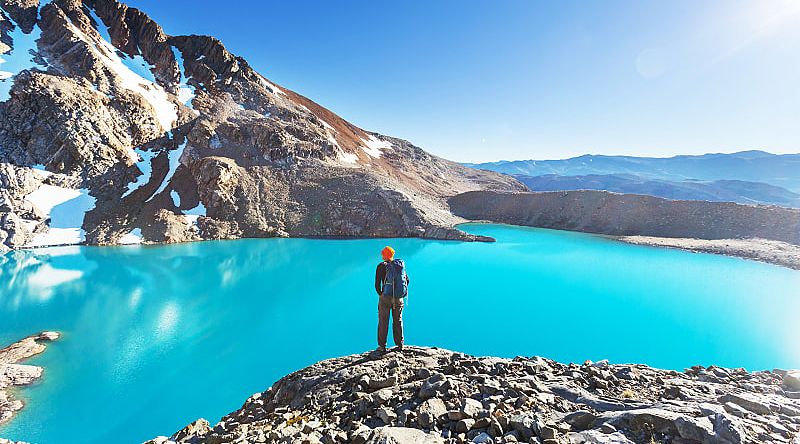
<box><xmin>147</xmin><ymin>346</ymin><xmax>800</xmax><ymax>444</ymax></box>
<box><xmin>0</xmin><ymin>0</ymin><xmax>525</xmax><ymax>252</ymax></box>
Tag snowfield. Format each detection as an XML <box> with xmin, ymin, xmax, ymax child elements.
<box><xmin>24</xmin><ymin>184</ymin><xmax>96</xmax><ymax>248</ymax></box>
<box><xmin>119</xmin><ymin>228</ymin><xmax>144</xmax><ymax>245</ymax></box>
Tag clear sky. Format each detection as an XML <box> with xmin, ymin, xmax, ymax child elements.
<box><xmin>125</xmin><ymin>0</ymin><xmax>800</xmax><ymax>162</ymax></box>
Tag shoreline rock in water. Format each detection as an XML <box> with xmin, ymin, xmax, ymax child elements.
<box><xmin>147</xmin><ymin>346</ymin><xmax>800</xmax><ymax>444</ymax></box>
<box><xmin>0</xmin><ymin>332</ymin><xmax>60</xmax><ymax>427</ymax></box>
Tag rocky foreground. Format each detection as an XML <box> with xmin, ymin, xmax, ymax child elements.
<box><xmin>0</xmin><ymin>331</ymin><xmax>59</xmax><ymax>426</ymax></box>
<box><xmin>148</xmin><ymin>347</ymin><xmax>800</xmax><ymax>444</ymax></box>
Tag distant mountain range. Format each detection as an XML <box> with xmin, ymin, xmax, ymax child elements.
<box><xmin>466</xmin><ymin>151</ymin><xmax>800</xmax><ymax>207</ymax></box>
<box><xmin>513</xmin><ymin>174</ymin><xmax>800</xmax><ymax>208</ymax></box>
<box><xmin>466</xmin><ymin>151</ymin><xmax>800</xmax><ymax>192</ymax></box>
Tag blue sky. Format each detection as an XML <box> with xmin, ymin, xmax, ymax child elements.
<box><xmin>126</xmin><ymin>0</ymin><xmax>800</xmax><ymax>162</ymax></box>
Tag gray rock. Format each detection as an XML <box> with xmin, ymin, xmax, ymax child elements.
<box><xmin>568</xmin><ymin>430</ymin><xmax>636</xmax><ymax>444</ymax></box>
<box><xmin>718</xmin><ymin>393</ymin><xmax>772</xmax><ymax>415</ymax></box>
<box><xmin>417</xmin><ymin>398</ymin><xmax>447</xmax><ymax>429</ymax></box>
<box><xmin>419</xmin><ymin>374</ymin><xmax>450</xmax><ymax>400</ymax></box>
<box><xmin>563</xmin><ymin>410</ymin><xmax>597</xmax><ymax>430</ymax></box>
<box><xmin>674</xmin><ymin>415</ymin><xmax>714</xmax><ymax>442</ymax></box>
<box><xmin>363</xmin><ymin>427</ymin><xmax>444</xmax><ymax>444</ymax></box>
<box><xmin>370</xmin><ymin>376</ymin><xmax>398</xmax><ymax>391</ymax></box>
<box><xmin>462</xmin><ymin>398</ymin><xmax>484</xmax><ymax>418</ymax></box>
<box><xmin>784</xmin><ymin>371</ymin><xmax>800</xmax><ymax>391</ymax></box>
<box><xmin>377</xmin><ymin>407</ymin><xmax>397</xmax><ymax>425</ymax></box>
<box><xmin>723</xmin><ymin>401</ymin><xmax>751</xmax><ymax>418</ymax></box>
<box><xmin>508</xmin><ymin>414</ymin><xmax>535</xmax><ymax>440</ymax></box>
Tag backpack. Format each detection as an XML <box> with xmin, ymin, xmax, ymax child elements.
<box><xmin>382</xmin><ymin>259</ymin><xmax>408</xmax><ymax>298</ymax></box>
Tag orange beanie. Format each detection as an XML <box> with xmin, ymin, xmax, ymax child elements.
<box><xmin>381</xmin><ymin>246</ymin><xmax>395</xmax><ymax>260</ymax></box>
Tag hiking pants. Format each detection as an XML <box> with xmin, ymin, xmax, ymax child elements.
<box><xmin>378</xmin><ymin>294</ymin><xmax>404</xmax><ymax>348</ymax></box>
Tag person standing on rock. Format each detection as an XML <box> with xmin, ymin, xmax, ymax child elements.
<box><xmin>375</xmin><ymin>246</ymin><xmax>409</xmax><ymax>353</ymax></box>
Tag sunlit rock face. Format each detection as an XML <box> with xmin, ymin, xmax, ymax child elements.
<box><xmin>0</xmin><ymin>0</ymin><xmax>525</xmax><ymax>251</ymax></box>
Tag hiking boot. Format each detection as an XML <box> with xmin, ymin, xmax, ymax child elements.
<box><xmin>375</xmin><ymin>346</ymin><xmax>387</xmax><ymax>354</ymax></box>
<box><xmin>394</xmin><ymin>345</ymin><xmax>404</xmax><ymax>353</ymax></box>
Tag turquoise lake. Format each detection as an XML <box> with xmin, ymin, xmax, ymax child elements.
<box><xmin>1</xmin><ymin>223</ymin><xmax>799</xmax><ymax>443</ymax></box>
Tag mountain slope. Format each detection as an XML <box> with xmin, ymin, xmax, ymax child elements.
<box><xmin>0</xmin><ymin>0</ymin><xmax>525</xmax><ymax>252</ymax></box>
<box><xmin>515</xmin><ymin>174</ymin><xmax>800</xmax><ymax>208</ymax></box>
<box><xmin>466</xmin><ymin>151</ymin><xmax>800</xmax><ymax>192</ymax></box>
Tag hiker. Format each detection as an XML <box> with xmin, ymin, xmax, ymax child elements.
<box><xmin>375</xmin><ymin>246</ymin><xmax>409</xmax><ymax>353</ymax></box>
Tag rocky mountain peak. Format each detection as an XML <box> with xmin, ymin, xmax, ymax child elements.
<box><xmin>0</xmin><ymin>0</ymin><xmax>525</xmax><ymax>252</ymax></box>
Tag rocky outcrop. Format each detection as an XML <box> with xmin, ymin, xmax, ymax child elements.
<box><xmin>0</xmin><ymin>331</ymin><xmax>59</xmax><ymax>426</ymax></box>
<box><xmin>148</xmin><ymin>347</ymin><xmax>800</xmax><ymax>444</ymax></box>
<box><xmin>0</xmin><ymin>0</ymin><xmax>525</xmax><ymax>251</ymax></box>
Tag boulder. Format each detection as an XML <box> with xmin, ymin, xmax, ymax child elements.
<box><xmin>363</xmin><ymin>426</ymin><xmax>444</xmax><ymax>444</ymax></box>
<box><xmin>461</xmin><ymin>398</ymin><xmax>484</xmax><ymax>418</ymax></box>
<box><xmin>416</xmin><ymin>398</ymin><xmax>447</xmax><ymax>429</ymax></box>
<box><xmin>563</xmin><ymin>410</ymin><xmax>597</xmax><ymax>430</ymax></box>
<box><xmin>784</xmin><ymin>371</ymin><xmax>800</xmax><ymax>391</ymax></box>
<box><xmin>718</xmin><ymin>393</ymin><xmax>771</xmax><ymax>415</ymax></box>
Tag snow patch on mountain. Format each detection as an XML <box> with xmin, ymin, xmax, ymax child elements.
<box><xmin>171</xmin><ymin>45</ymin><xmax>197</xmax><ymax>112</ymax></box>
<box><xmin>258</xmin><ymin>74</ymin><xmax>285</xmax><ymax>96</ymax></box>
<box><xmin>24</xmin><ymin>185</ymin><xmax>96</xmax><ymax>247</ymax></box>
<box><xmin>149</xmin><ymin>140</ymin><xmax>187</xmax><ymax>199</ymax></box>
<box><xmin>183</xmin><ymin>201</ymin><xmax>206</xmax><ymax>230</ymax></box>
<box><xmin>361</xmin><ymin>135</ymin><xmax>391</xmax><ymax>158</ymax></box>
<box><xmin>122</xmin><ymin>148</ymin><xmax>159</xmax><ymax>198</ymax></box>
<box><xmin>119</xmin><ymin>228</ymin><xmax>143</xmax><ymax>245</ymax></box>
<box><xmin>338</xmin><ymin>152</ymin><xmax>358</xmax><ymax>164</ymax></box>
<box><xmin>74</xmin><ymin>9</ymin><xmax>178</xmax><ymax>130</ymax></box>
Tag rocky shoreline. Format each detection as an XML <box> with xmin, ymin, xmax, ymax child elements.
<box><xmin>0</xmin><ymin>331</ymin><xmax>59</xmax><ymax>429</ymax></box>
<box><xmin>618</xmin><ymin>236</ymin><xmax>800</xmax><ymax>270</ymax></box>
<box><xmin>448</xmin><ymin>190</ymin><xmax>800</xmax><ymax>270</ymax></box>
<box><xmin>148</xmin><ymin>346</ymin><xmax>800</xmax><ymax>444</ymax></box>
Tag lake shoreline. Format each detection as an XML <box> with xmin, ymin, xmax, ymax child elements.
<box><xmin>0</xmin><ymin>332</ymin><xmax>59</xmax><ymax>434</ymax></box>
<box><xmin>617</xmin><ymin>235</ymin><xmax>800</xmax><ymax>270</ymax></box>
<box><xmin>448</xmin><ymin>190</ymin><xmax>800</xmax><ymax>271</ymax></box>
<box><xmin>460</xmin><ymin>221</ymin><xmax>800</xmax><ymax>271</ymax></box>
<box><xmin>147</xmin><ymin>346</ymin><xmax>800</xmax><ymax>444</ymax></box>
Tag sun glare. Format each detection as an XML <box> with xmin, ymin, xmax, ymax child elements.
<box><xmin>747</xmin><ymin>0</ymin><xmax>800</xmax><ymax>30</ymax></box>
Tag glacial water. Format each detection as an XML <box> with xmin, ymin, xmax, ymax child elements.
<box><xmin>1</xmin><ymin>223</ymin><xmax>799</xmax><ymax>443</ymax></box>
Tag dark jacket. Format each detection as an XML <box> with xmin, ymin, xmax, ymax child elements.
<box><xmin>375</xmin><ymin>261</ymin><xmax>410</xmax><ymax>295</ymax></box>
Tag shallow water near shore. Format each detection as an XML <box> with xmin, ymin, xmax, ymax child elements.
<box><xmin>1</xmin><ymin>223</ymin><xmax>799</xmax><ymax>443</ymax></box>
